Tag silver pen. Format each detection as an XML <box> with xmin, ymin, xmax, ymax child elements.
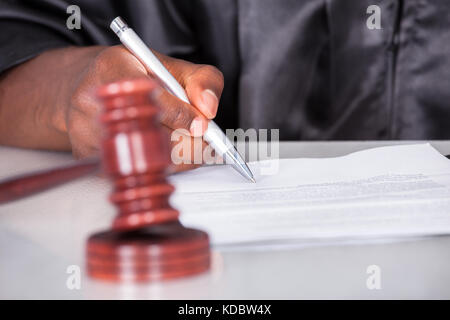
<box><xmin>110</xmin><ymin>16</ymin><xmax>255</xmax><ymax>182</ymax></box>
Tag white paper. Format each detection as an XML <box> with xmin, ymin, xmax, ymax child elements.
<box><xmin>169</xmin><ymin>144</ymin><xmax>450</xmax><ymax>246</ymax></box>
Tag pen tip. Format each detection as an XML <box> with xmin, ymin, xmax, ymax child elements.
<box><xmin>224</xmin><ymin>148</ymin><xmax>256</xmax><ymax>183</ymax></box>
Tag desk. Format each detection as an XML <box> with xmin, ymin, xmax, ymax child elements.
<box><xmin>1</xmin><ymin>141</ymin><xmax>450</xmax><ymax>299</ymax></box>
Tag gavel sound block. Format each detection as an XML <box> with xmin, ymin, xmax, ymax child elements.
<box><xmin>86</xmin><ymin>79</ymin><xmax>210</xmax><ymax>282</ymax></box>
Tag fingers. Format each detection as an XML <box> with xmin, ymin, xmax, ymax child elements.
<box><xmin>183</xmin><ymin>65</ymin><xmax>224</xmax><ymax>120</ymax></box>
<box><xmin>154</xmin><ymin>51</ymin><xmax>224</xmax><ymax>120</ymax></box>
<box><xmin>67</xmin><ymin>110</ymin><xmax>100</xmax><ymax>159</ymax></box>
<box><xmin>163</xmin><ymin>125</ymin><xmax>213</xmax><ymax>173</ymax></box>
<box><xmin>158</xmin><ymin>90</ymin><xmax>209</xmax><ymax>137</ymax></box>
<box><xmin>157</xmin><ymin>63</ymin><xmax>224</xmax><ymax>137</ymax></box>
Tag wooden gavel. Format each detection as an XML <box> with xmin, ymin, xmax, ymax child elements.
<box><xmin>0</xmin><ymin>78</ymin><xmax>211</xmax><ymax>282</ymax></box>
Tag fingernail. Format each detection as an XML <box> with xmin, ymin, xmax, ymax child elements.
<box><xmin>201</xmin><ymin>89</ymin><xmax>218</xmax><ymax>118</ymax></box>
<box><xmin>190</xmin><ymin>116</ymin><xmax>208</xmax><ymax>137</ymax></box>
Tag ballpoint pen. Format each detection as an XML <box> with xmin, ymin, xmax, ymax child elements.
<box><xmin>110</xmin><ymin>16</ymin><xmax>255</xmax><ymax>182</ymax></box>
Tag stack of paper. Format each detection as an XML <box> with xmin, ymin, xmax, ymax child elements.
<box><xmin>169</xmin><ymin>144</ymin><xmax>450</xmax><ymax>247</ymax></box>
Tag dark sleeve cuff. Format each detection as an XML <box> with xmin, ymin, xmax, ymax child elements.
<box><xmin>0</xmin><ymin>20</ymin><xmax>72</xmax><ymax>74</ymax></box>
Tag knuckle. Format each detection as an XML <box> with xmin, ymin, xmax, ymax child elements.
<box><xmin>69</xmin><ymin>89</ymin><xmax>83</xmax><ymax>108</ymax></box>
<box><xmin>67</xmin><ymin>116</ymin><xmax>83</xmax><ymax>137</ymax></box>
<box><xmin>215</xmin><ymin>68</ymin><xmax>225</xmax><ymax>84</ymax></box>
<box><xmin>163</xmin><ymin>104</ymin><xmax>192</xmax><ymax>129</ymax></box>
<box><xmin>91</xmin><ymin>52</ymin><xmax>110</xmax><ymax>74</ymax></box>
<box><xmin>199</xmin><ymin>65</ymin><xmax>224</xmax><ymax>81</ymax></box>
<box><xmin>68</xmin><ymin>121</ymin><xmax>98</xmax><ymax>155</ymax></box>
<box><xmin>70</xmin><ymin>84</ymin><xmax>100</xmax><ymax>115</ymax></box>
<box><xmin>70</xmin><ymin>88</ymin><xmax>93</xmax><ymax>113</ymax></box>
<box><xmin>172</xmin><ymin>105</ymin><xmax>192</xmax><ymax>128</ymax></box>
<box><xmin>91</xmin><ymin>46</ymin><xmax>123</xmax><ymax>73</ymax></box>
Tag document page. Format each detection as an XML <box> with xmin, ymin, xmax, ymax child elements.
<box><xmin>170</xmin><ymin>144</ymin><xmax>450</xmax><ymax>246</ymax></box>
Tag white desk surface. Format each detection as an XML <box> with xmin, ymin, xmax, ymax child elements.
<box><xmin>1</xmin><ymin>141</ymin><xmax>450</xmax><ymax>299</ymax></box>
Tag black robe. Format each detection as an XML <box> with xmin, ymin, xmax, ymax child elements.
<box><xmin>1</xmin><ymin>0</ymin><xmax>450</xmax><ymax>140</ymax></box>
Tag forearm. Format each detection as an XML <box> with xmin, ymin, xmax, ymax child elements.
<box><xmin>0</xmin><ymin>46</ymin><xmax>103</xmax><ymax>150</ymax></box>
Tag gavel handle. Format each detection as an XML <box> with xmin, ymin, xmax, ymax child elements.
<box><xmin>0</xmin><ymin>158</ymin><xmax>100</xmax><ymax>205</ymax></box>
<box><xmin>1</xmin><ymin>154</ymin><xmax>449</xmax><ymax>205</ymax></box>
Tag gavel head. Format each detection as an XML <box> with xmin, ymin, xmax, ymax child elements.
<box><xmin>97</xmin><ymin>78</ymin><xmax>179</xmax><ymax>230</ymax></box>
<box><xmin>86</xmin><ymin>78</ymin><xmax>211</xmax><ymax>282</ymax></box>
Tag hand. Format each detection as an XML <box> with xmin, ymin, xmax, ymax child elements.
<box><xmin>0</xmin><ymin>45</ymin><xmax>224</xmax><ymax>170</ymax></box>
<box><xmin>63</xmin><ymin>46</ymin><xmax>224</xmax><ymax>167</ymax></box>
